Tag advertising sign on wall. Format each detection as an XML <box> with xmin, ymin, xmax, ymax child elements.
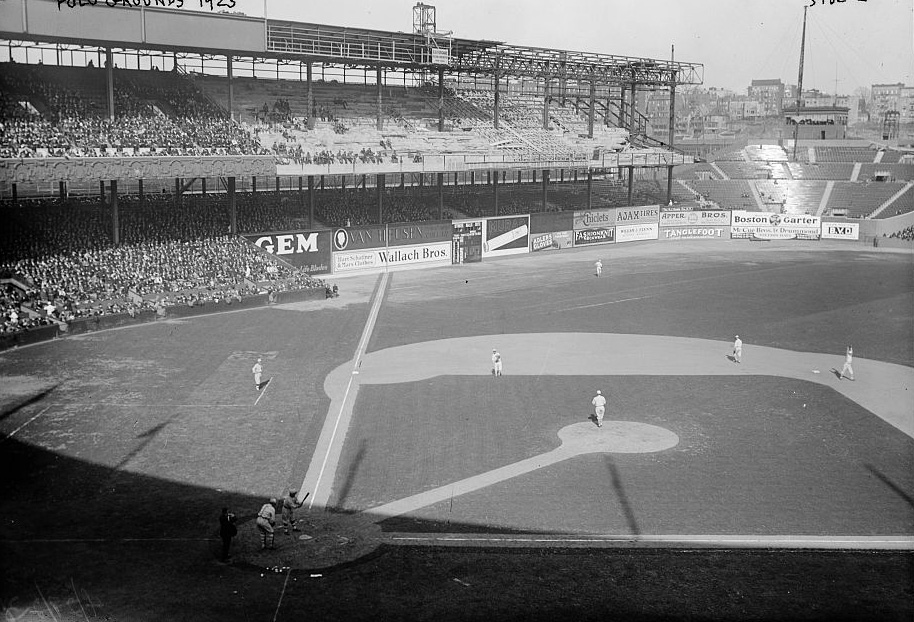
<box><xmin>573</xmin><ymin>227</ymin><xmax>615</xmax><ymax>246</ymax></box>
<box><xmin>530</xmin><ymin>231</ymin><xmax>574</xmax><ymax>252</ymax></box>
<box><xmin>483</xmin><ymin>216</ymin><xmax>530</xmax><ymax>257</ymax></box>
<box><xmin>660</xmin><ymin>226</ymin><xmax>731</xmax><ymax>241</ymax></box>
<box><xmin>573</xmin><ymin>208</ymin><xmax>616</xmax><ymax>230</ymax></box>
<box><xmin>616</xmin><ymin>222</ymin><xmax>659</xmax><ymax>243</ymax></box>
<box><xmin>731</xmin><ymin>211</ymin><xmax>821</xmax><ymax>240</ymax></box>
<box><xmin>244</xmin><ymin>229</ymin><xmax>332</xmax><ymax>274</ymax></box>
<box><xmin>659</xmin><ymin>210</ymin><xmax>731</xmax><ymax>227</ymax></box>
<box><xmin>821</xmin><ymin>222</ymin><xmax>860</xmax><ymax>240</ymax></box>
<box><xmin>333</xmin><ymin>242</ymin><xmax>451</xmax><ymax>274</ymax></box>
<box><xmin>331</xmin><ymin>222</ymin><xmax>452</xmax><ymax>252</ymax></box>
<box><xmin>614</xmin><ymin>205</ymin><xmax>660</xmax><ymax>226</ymax></box>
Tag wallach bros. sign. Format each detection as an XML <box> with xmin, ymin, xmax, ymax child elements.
<box><xmin>333</xmin><ymin>242</ymin><xmax>451</xmax><ymax>274</ymax></box>
<box><xmin>245</xmin><ymin>230</ymin><xmax>331</xmax><ymax>274</ymax></box>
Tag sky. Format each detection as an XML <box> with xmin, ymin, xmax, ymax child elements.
<box><xmin>247</xmin><ymin>0</ymin><xmax>913</xmax><ymax>94</ymax></box>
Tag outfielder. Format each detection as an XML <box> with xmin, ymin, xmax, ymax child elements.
<box><xmin>595</xmin><ymin>259</ymin><xmax>603</xmax><ymax>277</ymax></box>
<box><xmin>252</xmin><ymin>357</ymin><xmax>263</xmax><ymax>390</ymax></box>
<box><xmin>732</xmin><ymin>335</ymin><xmax>742</xmax><ymax>364</ymax></box>
<box><xmin>840</xmin><ymin>346</ymin><xmax>854</xmax><ymax>381</ymax></box>
<box><xmin>592</xmin><ymin>390</ymin><xmax>606</xmax><ymax>428</ymax></box>
<box><xmin>491</xmin><ymin>349</ymin><xmax>503</xmax><ymax>377</ymax></box>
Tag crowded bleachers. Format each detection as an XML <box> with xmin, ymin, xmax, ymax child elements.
<box><xmin>0</xmin><ymin>190</ymin><xmax>328</xmax><ymax>336</ymax></box>
<box><xmin>888</xmin><ymin>225</ymin><xmax>914</xmax><ymax>241</ymax></box>
<box><xmin>0</xmin><ymin>62</ymin><xmax>265</xmax><ymax>157</ymax></box>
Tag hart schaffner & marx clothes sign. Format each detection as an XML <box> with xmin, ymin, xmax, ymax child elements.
<box><xmin>730</xmin><ymin>211</ymin><xmax>821</xmax><ymax>240</ymax></box>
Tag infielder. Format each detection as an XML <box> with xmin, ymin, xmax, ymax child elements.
<box><xmin>256</xmin><ymin>498</ymin><xmax>277</xmax><ymax>550</ymax></box>
<box><xmin>840</xmin><ymin>346</ymin><xmax>854</xmax><ymax>381</ymax></box>
<box><xmin>252</xmin><ymin>357</ymin><xmax>263</xmax><ymax>390</ymax></box>
<box><xmin>491</xmin><ymin>349</ymin><xmax>503</xmax><ymax>377</ymax></box>
<box><xmin>732</xmin><ymin>335</ymin><xmax>742</xmax><ymax>364</ymax></box>
<box><xmin>592</xmin><ymin>389</ymin><xmax>606</xmax><ymax>428</ymax></box>
<box><xmin>595</xmin><ymin>259</ymin><xmax>603</xmax><ymax>277</ymax></box>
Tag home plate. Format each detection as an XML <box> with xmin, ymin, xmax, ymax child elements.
<box><xmin>812</xmin><ymin>370</ymin><xmax>820</xmax><ymax>374</ymax></box>
<box><xmin>299</xmin><ymin>534</ymin><xmax>313</xmax><ymax>541</ymax></box>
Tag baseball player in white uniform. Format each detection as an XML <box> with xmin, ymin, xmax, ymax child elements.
<box><xmin>840</xmin><ymin>346</ymin><xmax>854</xmax><ymax>381</ymax></box>
<box><xmin>732</xmin><ymin>335</ymin><xmax>742</xmax><ymax>364</ymax></box>
<box><xmin>592</xmin><ymin>390</ymin><xmax>606</xmax><ymax>427</ymax></box>
<box><xmin>252</xmin><ymin>357</ymin><xmax>263</xmax><ymax>390</ymax></box>
<box><xmin>491</xmin><ymin>349</ymin><xmax>503</xmax><ymax>377</ymax></box>
<box><xmin>595</xmin><ymin>259</ymin><xmax>603</xmax><ymax>277</ymax></box>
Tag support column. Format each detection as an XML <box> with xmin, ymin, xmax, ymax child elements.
<box><xmin>493</xmin><ymin>72</ymin><xmax>500</xmax><ymax>130</ymax></box>
<box><xmin>138</xmin><ymin>179</ymin><xmax>144</xmax><ymax>207</ymax></box>
<box><xmin>587</xmin><ymin>170</ymin><xmax>593</xmax><ymax>211</ymax></box>
<box><xmin>543</xmin><ymin>78</ymin><xmax>550</xmax><ymax>130</ymax></box>
<box><xmin>629</xmin><ymin>77</ymin><xmax>637</xmax><ymax>134</ymax></box>
<box><xmin>110</xmin><ymin>180</ymin><xmax>119</xmax><ymax>245</ymax></box>
<box><xmin>588</xmin><ymin>81</ymin><xmax>596</xmax><ymax>138</ymax></box>
<box><xmin>201</xmin><ymin>178</ymin><xmax>207</xmax><ymax>195</ymax></box>
<box><xmin>666</xmin><ymin>75</ymin><xmax>677</xmax><ymax>206</ymax></box>
<box><xmin>175</xmin><ymin>177</ymin><xmax>181</xmax><ymax>209</ymax></box>
<box><xmin>11</xmin><ymin>183</ymin><xmax>16</xmax><ymax>203</ymax></box>
<box><xmin>100</xmin><ymin>181</ymin><xmax>105</xmax><ymax>202</ymax></box>
<box><xmin>226</xmin><ymin>55</ymin><xmax>234</xmax><ymax>120</ymax></box>
<box><xmin>619</xmin><ymin>86</ymin><xmax>626</xmax><ymax>131</ymax></box>
<box><xmin>493</xmin><ymin>170</ymin><xmax>499</xmax><ymax>217</ymax></box>
<box><xmin>308</xmin><ymin>175</ymin><xmax>315</xmax><ymax>229</ymax></box>
<box><xmin>627</xmin><ymin>167</ymin><xmax>634</xmax><ymax>206</ymax></box>
<box><xmin>106</xmin><ymin>48</ymin><xmax>114</xmax><ymax>121</ymax></box>
<box><xmin>58</xmin><ymin>181</ymin><xmax>66</xmax><ymax>199</ymax></box>
<box><xmin>438</xmin><ymin>67</ymin><xmax>445</xmax><ymax>132</ymax></box>
<box><xmin>541</xmin><ymin>169</ymin><xmax>549</xmax><ymax>212</ymax></box>
<box><xmin>306</xmin><ymin>63</ymin><xmax>314</xmax><ymax>129</ymax></box>
<box><xmin>437</xmin><ymin>172</ymin><xmax>444</xmax><ymax>220</ymax></box>
<box><xmin>228</xmin><ymin>176</ymin><xmax>237</xmax><ymax>235</ymax></box>
<box><xmin>376</xmin><ymin>65</ymin><xmax>383</xmax><ymax>131</ymax></box>
<box><xmin>377</xmin><ymin>174</ymin><xmax>384</xmax><ymax>224</ymax></box>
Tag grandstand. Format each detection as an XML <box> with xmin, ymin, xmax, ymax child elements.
<box><xmin>1</xmin><ymin>2</ymin><xmax>912</xmax><ymax>339</ymax></box>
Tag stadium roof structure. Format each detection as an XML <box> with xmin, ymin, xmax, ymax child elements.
<box><xmin>0</xmin><ymin>1</ymin><xmax>702</xmax><ymax>88</ymax></box>
<box><xmin>267</xmin><ymin>21</ymin><xmax>703</xmax><ymax>87</ymax></box>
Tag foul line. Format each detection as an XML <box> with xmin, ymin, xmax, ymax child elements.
<box><xmin>272</xmin><ymin>567</ymin><xmax>294</xmax><ymax>622</ymax></box>
<box><xmin>305</xmin><ymin>272</ymin><xmax>389</xmax><ymax>510</ymax></box>
<box><xmin>254</xmin><ymin>376</ymin><xmax>274</xmax><ymax>406</ymax></box>
<box><xmin>563</xmin><ymin>295</ymin><xmax>655</xmax><ymax>312</ymax></box>
<box><xmin>382</xmin><ymin>533</ymin><xmax>914</xmax><ymax>551</ymax></box>
<box><xmin>1</xmin><ymin>406</ymin><xmax>51</xmax><ymax>443</ymax></box>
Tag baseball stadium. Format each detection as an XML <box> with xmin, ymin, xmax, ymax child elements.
<box><xmin>0</xmin><ymin>1</ymin><xmax>912</xmax><ymax>620</ymax></box>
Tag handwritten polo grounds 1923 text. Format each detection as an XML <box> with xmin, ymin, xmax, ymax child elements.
<box><xmin>57</xmin><ymin>0</ymin><xmax>237</xmax><ymax>10</ymax></box>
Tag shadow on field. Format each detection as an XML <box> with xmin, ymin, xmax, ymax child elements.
<box><xmin>0</xmin><ymin>384</ymin><xmax>57</xmax><ymax>423</ymax></box>
<box><xmin>605</xmin><ymin>455</ymin><xmax>641</xmax><ymax>536</ymax></box>
<box><xmin>865</xmin><ymin>463</ymin><xmax>914</xmax><ymax>509</ymax></box>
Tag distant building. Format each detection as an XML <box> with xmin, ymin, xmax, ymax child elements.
<box><xmin>783</xmin><ymin>105</ymin><xmax>848</xmax><ymax>139</ymax></box>
<box><xmin>871</xmin><ymin>83</ymin><xmax>905</xmax><ymax>118</ymax></box>
<box><xmin>748</xmin><ymin>79</ymin><xmax>785</xmax><ymax>117</ymax></box>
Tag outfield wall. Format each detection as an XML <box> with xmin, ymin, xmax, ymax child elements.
<box><xmin>244</xmin><ymin>206</ymin><xmax>880</xmax><ymax>279</ymax></box>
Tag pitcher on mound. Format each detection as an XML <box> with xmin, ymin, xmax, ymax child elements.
<box><xmin>592</xmin><ymin>390</ymin><xmax>606</xmax><ymax>428</ymax></box>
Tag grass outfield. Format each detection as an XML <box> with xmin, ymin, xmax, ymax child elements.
<box><xmin>0</xmin><ymin>241</ymin><xmax>912</xmax><ymax>621</ymax></box>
